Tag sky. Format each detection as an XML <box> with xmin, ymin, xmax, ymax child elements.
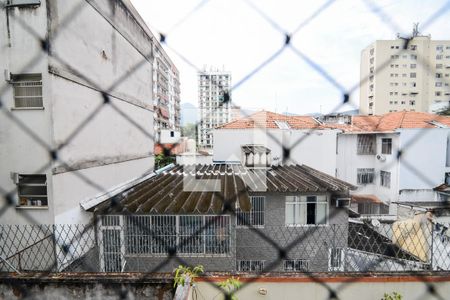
<box><xmin>130</xmin><ymin>0</ymin><xmax>450</xmax><ymax>115</ymax></box>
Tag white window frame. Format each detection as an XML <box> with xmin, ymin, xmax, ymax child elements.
<box><xmin>124</xmin><ymin>215</ymin><xmax>231</xmax><ymax>257</ymax></box>
<box><xmin>11</xmin><ymin>73</ymin><xmax>43</xmax><ymax>109</ymax></box>
<box><xmin>236</xmin><ymin>196</ymin><xmax>265</xmax><ymax>228</ymax></box>
<box><xmin>284</xmin><ymin>259</ymin><xmax>309</xmax><ymax>272</ymax></box>
<box><xmin>381</xmin><ymin>138</ymin><xmax>392</xmax><ymax>154</ymax></box>
<box><xmin>285</xmin><ymin>195</ymin><xmax>328</xmax><ymax>227</ymax></box>
<box><xmin>356</xmin><ymin>168</ymin><xmax>375</xmax><ymax>185</ymax></box>
<box><xmin>380</xmin><ymin>170</ymin><xmax>391</xmax><ymax>188</ymax></box>
<box><xmin>16</xmin><ymin>174</ymin><xmax>48</xmax><ymax>207</ymax></box>
<box><xmin>357</xmin><ymin>134</ymin><xmax>376</xmax><ymax>155</ymax></box>
<box><xmin>236</xmin><ymin>260</ymin><xmax>265</xmax><ymax>272</ymax></box>
<box><xmin>328</xmin><ymin>248</ymin><xmax>345</xmax><ymax>271</ymax></box>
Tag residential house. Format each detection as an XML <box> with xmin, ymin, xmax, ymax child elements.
<box><xmin>87</xmin><ymin>162</ymin><xmax>355</xmax><ymax>273</ymax></box>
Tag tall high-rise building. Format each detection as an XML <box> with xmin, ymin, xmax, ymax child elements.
<box><xmin>360</xmin><ymin>32</ymin><xmax>450</xmax><ymax>115</ymax></box>
<box><xmin>198</xmin><ymin>67</ymin><xmax>232</xmax><ymax>148</ymax></box>
<box><xmin>153</xmin><ymin>44</ymin><xmax>181</xmax><ymax>142</ymax></box>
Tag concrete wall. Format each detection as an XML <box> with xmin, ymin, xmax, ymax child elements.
<box><xmin>0</xmin><ymin>0</ymin><xmax>155</xmax><ymax>224</ymax></box>
<box><xmin>213</xmin><ymin>128</ymin><xmax>339</xmax><ymax>176</ymax></box>
<box><xmin>398</xmin><ymin>128</ymin><xmax>450</xmax><ymax>191</ymax></box>
<box><xmin>192</xmin><ymin>276</ymin><xmax>450</xmax><ymax>300</ymax></box>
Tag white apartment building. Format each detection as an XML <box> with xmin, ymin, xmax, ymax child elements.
<box><xmin>0</xmin><ymin>0</ymin><xmax>156</xmax><ymax>225</ymax></box>
<box><xmin>213</xmin><ymin>111</ymin><xmax>450</xmax><ymax>216</ymax></box>
<box><xmin>198</xmin><ymin>67</ymin><xmax>232</xmax><ymax>148</ymax></box>
<box><xmin>153</xmin><ymin>45</ymin><xmax>181</xmax><ymax>142</ymax></box>
<box><xmin>360</xmin><ymin>34</ymin><xmax>450</xmax><ymax>115</ymax></box>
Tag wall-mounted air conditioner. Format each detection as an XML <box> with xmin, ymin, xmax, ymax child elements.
<box><xmin>336</xmin><ymin>198</ymin><xmax>351</xmax><ymax>208</ymax></box>
<box><xmin>376</xmin><ymin>154</ymin><xmax>386</xmax><ymax>161</ymax></box>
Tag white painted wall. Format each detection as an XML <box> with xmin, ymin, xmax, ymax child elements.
<box><xmin>159</xmin><ymin>129</ymin><xmax>181</xmax><ymax>144</ymax></box>
<box><xmin>398</xmin><ymin>128</ymin><xmax>450</xmax><ymax>191</ymax></box>
<box><xmin>213</xmin><ymin>128</ymin><xmax>339</xmax><ymax>176</ymax></box>
<box><xmin>0</xmin><ymin>0</ymin><xmax>155</xmax><ymax>225</ymax></box>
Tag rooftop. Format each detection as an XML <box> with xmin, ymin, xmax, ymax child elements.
<box><xmin>92</xmin><ymin>164</ymin><xmax>355</xmax><ymax>215</ymax></box>
<box><xmin>217</xmin><ymin>111</ymin><xmax>450</xmax><ymax>132</ymax></box>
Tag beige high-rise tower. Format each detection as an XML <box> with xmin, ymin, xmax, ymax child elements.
<box><xmin>360</xmin><ymin>30</ymin><xmax>450</xmax><ymax>115</ymax></box>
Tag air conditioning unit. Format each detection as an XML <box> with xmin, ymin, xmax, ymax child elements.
<box><xmin>4</xmin><ymin>69</ymin><xmax>11</xmax><ymax>82</ymax></box>
<box><xmin>336</xmin><ymin>198</ymin><xmax>351</xmax><ymax>208</ymax></box>
<box><xmin>376</xmin><ymin>154</ymin><xmax>386</xmax><ymax>161</ymax></box>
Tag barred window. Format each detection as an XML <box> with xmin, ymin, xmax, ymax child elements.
<box><xmin>284</xmin><ymin>259</ymin><xmax>309</xmax><ymax>272</ymax></box>
<box><xmin>329</xmin><ymin>248</ymin><xmax>344</xmax><ymax>271</ymax></box>
<box><xmin>357</xmin><ymin>168</ymin><xmax>375</xmax><ymax>185</ymax></box>
<box><xmin>357</xmin><ymin>134</ymin><xmax>376</xmax><ymax>155</ymax></box>
<box><xmin>124</xmin><ymin>215</ymin><xmax>230</xmax><ymax>255</ymax></box>
<box><xmin>237</xmin><ymin>260</ymin><xmax>264</xmax><ymax>272</ymax></box>
<box><xmin>380</xmin><ymin>171</ymin><xmax>391</xmax><ymax>188</ymax></box>
<box><xmin>236</xmin><ymin>196</ymin><xmax>265</xmax><ymax>227</ymax></box>
<box><xmin>12</xmin><ymin>74</ymin><xmax>43</xmax><ymax>108</ymax></box>
<box><xmin>381</xmin><ymin>138</ymin><xmax>392</xmax><ymax>154</ymax></box>
<box><xmin>17</xmin><ymin>174</ymin><xmax>47</xmax><ymax>207</ymax></box>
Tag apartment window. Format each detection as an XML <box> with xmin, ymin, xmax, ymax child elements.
<box><xmin>381</xmin><ymin>138</ymin><xmax>392</xmax><ymax>154</ymax></box>
<box><xmin>402</xmin><ymin>55</ymin><xmax>407</xmax><ymax>59</ymax></box>
<box><xmin>410</xmin><ymin>45</ymin><xmax>417</xmax><ymax>50</ymax></box>
<box><xmin>436</xmin><ymin>82</ymin><xmax>443</xmax><ymax>87</ymax></box>
<box><xmin>436</xmin><ymin>55</ymin><xmax>443</xmax><ymax>60</ymax></box>
<box><xmin>11</xmin><ymin>74</ymin><xmax>43</xmax><ymax>108</ymax></box>
<box><xmin>285</xmin><ymin>196</ymin><xmax>327</xmax><ymax>226</ymax></box>
<box><xmin>329</xmin><ymin>248</ymin><xmax>344</xmax><ymax>271</ymax></box>
<box><xmin>380</xmin><ymin>171</ymin><xmax>391</xmax><ymax>188</ymax></box>
<box><xmin>357</xmin><ymin>134</ymin><xmax>376</xmax><ymax>155</ymax></box>
<box><xmin>436</xmin><ymin>64</ymin><xmax>443</xmax><ymax>69</ymax></box>
<box><xmin>17</xmin><ymin>174</ymin><xmax>48</xmax><ymax>207</ymax></box>
<box><xmin>237</xmin><ymin>260</ymin><xmax>264</xmax><ymax>272</ymax></box>
<box><xmin>436</xmin><ymin>91</ymin><xmax>442</xmax><ymax>96</ymax></box>
<box><xmin>410</xmin><ymin>100</ymin><xmax>416</xmax><ymax>105</ymax></box>
<box><xmin>410</xmin><ymin>72</ymin><xmax>416</xmax><ymax>78</ymax></box>
<box><xmin>6</xmin><ymin>0</ymin><xmax>41</xmax><ymax>7</ymax></box>
<box><xmin>369</xmin><ymin>57</ymin><xmax>374</xmax><ymax>64</ymax></box>
<box><xmin>410</xmin><ymin>55</ymin><xmax>417</xmax><ymax>60</ymax></box>
<box><xmin>284</xmin><ymin>259</ymin><xmax>309</xmax><ymax>272</ymax></box>
<box><xmin>410</xmin><ymin>64</ymin><xmax>416</xmax><ymax>69</ymax></box>
<box><xmin>236</xmin><ymin>196</ymin><xmax>265</xmax><ymax>227</ymax></box>
<box><xmin>437</xmin><ymin>45</ymin><xmax>444</xmax><ymax>51</ymax></box>
<box><xmin>411</xmin><ymin>82</ymin><xmax>417</xmax><ymax>87</ymax></box>
<box><xmin>357</xmin><ymin>168</ymin><xmax>375</xmax><ymax>185</ymax></box>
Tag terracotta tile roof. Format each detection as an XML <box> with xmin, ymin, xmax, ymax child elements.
<box><xmin>217</xmin><ymin>110</ymin><xmax>450</xmax><ymax>132</ymax></box>
<box><xmin>217</xmin><ymin>111</ymin><xmax>321</xmax><ymax>130</ymax></box>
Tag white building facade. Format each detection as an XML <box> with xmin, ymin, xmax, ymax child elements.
<box><xmin>198</xmin><ymin>68</ymin><xmax>232</xmax><ymax>148</ymax></box>
<box><xmin>360</xmin><ymin>34</ymin><xmax>450</xmax><ymax>115</ymax></box>
<box><xmin>0</xmin><ymin>0</ymin><xmax>155</xmax><ymax>225</ymax></box>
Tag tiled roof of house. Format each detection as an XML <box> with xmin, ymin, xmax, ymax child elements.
<box><xmin>217</xmin><ymin>110</ymin><xmax>450</xmax><ymax>132</ymax></box>
<box><xmin>92</xmin><ymin>164</ymin><xmax>355</xmax><ymax>215</ymax></box>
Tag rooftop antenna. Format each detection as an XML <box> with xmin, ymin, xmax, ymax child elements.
<box><xmin>412</xmin><ymin>22</ymin><xmax>420</xmax><ymax>37</ymax></box>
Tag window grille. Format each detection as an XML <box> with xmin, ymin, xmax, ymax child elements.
<box><xmin>237</xmin><ymin>260</ymin><xmax>265</xmax><ymax>272</ymax></box>
<box><xmin>17</xmin><ymin>174</ymin><xmax>47</xmax><ymax>207</ymax></box>
<box><xmin>124</xmin><ymin>215</ymin><xmax>230</xmax><ymax>256</ymax></box>
<box><xmin>357</xmin><ymin>134</ymin><xmax>376</xmax><ymax>155</ymax></box>
<box><xmin>357</xmin><ymin>168</ymin><xmax>375</xmax><ymax>185</ymax></box>
<box><xmin>381</xmin><ymin>138</ymin><xmax>392</xmax><ymax>154</ymax></box>
<box><xmin>380</xmin><ymin>171</ymin><xmax>391</xmax><ymax>188</ymax></box>
<box><xmin>285</xmin><ymin>195</ymin><xmax>328</xmax><ymax>225</ymax></box>
<box><xmin>236</xmin><ymin>196</ymin><xmax>265</xmax><ymax>227</ymax></box>
<box><xmin>284</xmin><ymin>259</ymin><xmax>309</xmax><ymax>272</ymax></box>
<box><xmin>329</xmin><ymin>248</ymin><xmax>344</xmax><ymax>271</ymax></box>
<box><xmin>12</xmin><ymin>74</ymin><xmax>43</xmax><ymax>108</ymax></box>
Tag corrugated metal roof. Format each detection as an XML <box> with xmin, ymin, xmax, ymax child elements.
<box><xmin>92</xmin><ymin>164</ymin><xmax>356</xmax><ymax>215</ymax></box>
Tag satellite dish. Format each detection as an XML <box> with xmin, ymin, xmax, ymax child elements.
<box><xmin>371</xmin><ymin>219</ymin><xmax>381</xmax><ymax>227</ymax></box>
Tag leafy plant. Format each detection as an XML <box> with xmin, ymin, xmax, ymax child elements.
<box><xmin>217</xmin><ymin>277</ymin><xmax>241</xmax><ymax>300</ymax></box>
<box><xmin>173</xmin><ymin>265</ymin><xmax>204</xmax><ymax>288</ymax></box>
<box><xmin>381</xmin><ymin>292</ymin><xmax>402</xmax><ymax>300</ymax></box>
